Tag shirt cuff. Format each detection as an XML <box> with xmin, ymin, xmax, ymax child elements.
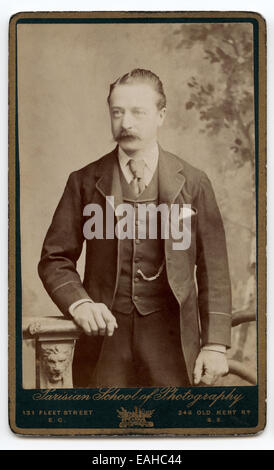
<box><xmin>201</xmin><ymin>344</ymin><xmax>227</xmax><ymax>354</ymax></box>
<box><xmin>69</xmin><ymin>298</ymin><xmax>94</xmax><ymax>317</ymax></box>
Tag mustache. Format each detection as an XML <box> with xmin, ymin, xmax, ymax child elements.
<box><xmin>115</xmin><ymin>130</ymin><xmax>141</xmax><ymax>141</ymax></box>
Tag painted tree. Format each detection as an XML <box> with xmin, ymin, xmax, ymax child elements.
<box><xmin>171</xmin><ymin>23</ymin><xmax>255</xmax><ymax>168</ymax></box>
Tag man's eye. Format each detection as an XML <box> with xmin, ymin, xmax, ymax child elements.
<box><xmin>112</xmin><ymin>110</ymin><xmax>123</xmax><ymax>117</ymax></box>
<box><xmin>134</xmin><ymin>110</ymin><xmax>145</xmax><ymax>115</ymax></box>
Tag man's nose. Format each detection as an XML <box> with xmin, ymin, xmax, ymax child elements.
<box><xmin>121</xmin><ymin>111</ymin><xmax>133</xmax><ymax>129</ymax></box>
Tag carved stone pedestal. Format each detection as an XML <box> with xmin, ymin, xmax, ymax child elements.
<box><xmin>22</xmin><ymin>316</ymin><xmax>81</xmax><ymax>389</ymax></box>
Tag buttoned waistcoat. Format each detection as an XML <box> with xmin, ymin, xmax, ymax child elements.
<box><xmin>38</xmin><ymin>145</ymin><xmax>232</xmax><ymax>384</ymax></box>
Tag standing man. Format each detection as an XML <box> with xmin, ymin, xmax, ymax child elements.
<box><xmin>38</xmin><ymin>69</ymin><xmax>232</xmax><ymax>388</ymax></box>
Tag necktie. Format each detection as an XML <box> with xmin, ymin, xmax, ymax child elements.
<box><xmin>128</xmin><ymin>159</ymin><xmax>146</xmax><ymax>196</ymax></box>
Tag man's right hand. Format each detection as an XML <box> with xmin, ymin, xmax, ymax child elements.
<box><xmin>72</xmin><ymin>302</ymin><xmax>118</xmax><ymax>336</ymax></box>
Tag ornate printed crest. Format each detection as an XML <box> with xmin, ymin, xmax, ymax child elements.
<box><xmin>117</xmin><ymin>406</ymin><xmax>155</xmax><ymax>428</ymax></box>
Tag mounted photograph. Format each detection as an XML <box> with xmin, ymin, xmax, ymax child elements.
<box><xmin>9</xmin><ymin>11</ymin><xmax>266</xmax><ymax>436</ymax></box>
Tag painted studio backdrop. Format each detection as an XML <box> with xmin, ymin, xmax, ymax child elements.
<box><xmin>17</xmin><ymin>22</ymin><xmax>256</xmax><ymax>387</ymax></box>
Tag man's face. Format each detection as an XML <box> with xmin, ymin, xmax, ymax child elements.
<box><xmin>109</xmin><ymin>83</ymin><xmax>166</xmax><ymax>155</ymax></box>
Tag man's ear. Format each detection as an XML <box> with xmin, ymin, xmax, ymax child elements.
<box><xmin>158</xmin><ymin>107</ymin><xmax>166</xmax><ymax>127</ymax></box>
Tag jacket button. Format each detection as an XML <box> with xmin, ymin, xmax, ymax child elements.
<box><xmin>135</xmin><ymin>239</ymin><xmax>141</xmax><ymax>245</ymax></box>
<box><xmin>133</xmin><ymin>295</ymin><xmax>139</xmax><ymax>301</ymax></box>
<box><xmin>134</xmin><ymin>277</ymin><xmax>139</xmax><ymax>283</ymax></box>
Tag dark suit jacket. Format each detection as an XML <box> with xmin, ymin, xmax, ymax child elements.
<box><xmin>38</xmin><ymin>145</ymin><xmax>232</xmax><ymax>385</ymax></box>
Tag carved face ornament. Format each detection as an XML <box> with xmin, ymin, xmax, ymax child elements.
<box><xmin>40</xmin><ymin>344</ymin><xmax>73</xmax><ymax>383</ymax></box>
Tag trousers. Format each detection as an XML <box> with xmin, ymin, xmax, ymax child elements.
<box><xmin>91</xmin><ymin>305</ymin><xmax>190</xmax><ymax>388</ymax></box>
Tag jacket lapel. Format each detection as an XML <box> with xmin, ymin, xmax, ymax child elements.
<box><xmin>94</xmin><ymin>146</ymin><xmax>124</xmax><ymax>307</ymax></box>
<box><xmin>95</xmin><ymin>145</ymin><xmax>123</xmax><ymax>211</ymax></box>
<box><xmin>158</xmin><ymin>145</ymin><xmax>186</xmax><ymax>205</ymax></box>
<box><xmin>158</xmin><ymin>146</ymin><xmax>194</xmax><ymax>304</ymax></box>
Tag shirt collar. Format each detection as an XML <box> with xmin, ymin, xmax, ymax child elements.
<box><xmin>118</xmin><ymin>142</ymin><xmax>159</xmax><ymax>171</ymax></box>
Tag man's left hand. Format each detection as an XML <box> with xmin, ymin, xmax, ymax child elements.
<box><xmin>193</xmin><ymin>350</ymin><xmax>229</xmax><ymax>385</ymax></box>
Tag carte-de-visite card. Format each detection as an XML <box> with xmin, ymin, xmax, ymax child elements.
<box><xmin>8</xmin><ymin>11</ymin><xmax>266</xmax><ymax>436</ymax></box>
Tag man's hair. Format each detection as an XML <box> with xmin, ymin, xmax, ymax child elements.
<box><xmin>107</xmin><ymin>68</ymin><xmax>166</xmax><ymax>110</ymax></box>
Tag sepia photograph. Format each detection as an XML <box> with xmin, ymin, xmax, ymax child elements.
<box><xmin>9</xmin><ymin>11</ymin><xmax>266</xmax><ymax>435</ymax></box>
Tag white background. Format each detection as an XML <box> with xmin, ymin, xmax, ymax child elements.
<box><xmin>1</xmin><ymin>0</ymin><xmax>272</xmax><ymax>451</ymax></box>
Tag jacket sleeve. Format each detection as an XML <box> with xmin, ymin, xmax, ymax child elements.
<box><xmin>196</xmin><ymin>172</ymin><xmax>232</xmax><ymax>347</ymax></box>
<box><xmin>38</xmin><ymin>171</ymin><xmax>90</xmax><ymax>317</ymax></box>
